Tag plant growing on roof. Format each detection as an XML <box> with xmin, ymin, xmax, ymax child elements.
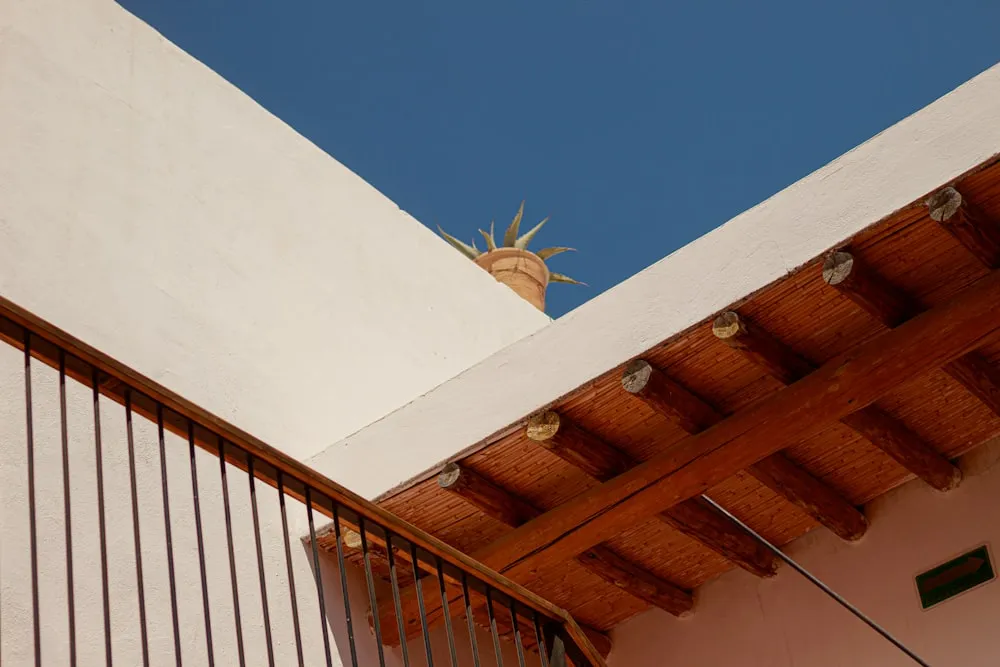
<box><xmin>437</xmin><ymin>202</ymin><xmax>583</xmax><ymax>312</ymax></box>
<box><xmin>438</xmin><ymin>201</ymin><xmax>583</xmax><ymax>284</ymax></box>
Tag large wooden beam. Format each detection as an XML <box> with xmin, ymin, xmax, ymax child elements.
<box><xmin>436</xmin><ymin>462</ymin><xmax>694</xmax><ymax>617</ymax></box>
<box><xmin>527</xmin><ymin>411</ymin><xmax>777</xmax><ymax>577</ymax></box>
<box><xmin>622</xmin><ymin>357</ymin><xmax>868</xmax><ymax>541</ymax></box>
<box><xmin>823</xmin><ymin>249</ymin><xmax>1000</xmax><ymax>417</ymax></box>
<box><xmin>927</xmin><ymin>187</ymin><xmax>1000</xmax><ymax>268</ymax></box>
<box><xmin>388</xmin><ymin>257</ymin><xmax>1000</xmax><ymax>643</ymax></box>
<box><xmin>479</xmin><ymin>267</ymin><xmax>1000</xmax><ymax>590</ymax></box>
<box><xmin>713</xmin><ymin>310</ymin><xmax>960</xmax><ymax>492</ymax></box>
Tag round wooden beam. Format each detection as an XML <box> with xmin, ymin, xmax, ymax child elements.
<box><xmin>927</xmin><ymin>186</ymin><xmax>1000</xmax><ymax>268</ymax></box>
<box><xmin>821</xmin><ymin>251</ymin><xmax>855</xmax><ymax>287</ymax></box>
<box><xmin>526</xmin><ymin>410</ymin><xmax>562</xmax><ymax>442</ymax></box>
<box><xmin>822</xmin><ymin>250</ymin><xmax>915</xmax><ymax>327</ymax></box>
<box><xmin>620</xmin><ymin>359</ymin><xmax>654</xmax><ymax>395</ymax></box>
<box><xmin>926</xmin><ymin>186</ymin><xmax>963</xmax><ymax>223</ymax></box>
<box><xmin>438</xmin><ymin>462</ymin><xmax>539</xmax><ymax>527</ymax></box>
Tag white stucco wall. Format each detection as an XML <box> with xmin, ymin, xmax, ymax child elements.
<box><xmin>0</xmin><ymin>0</ymin><xmax>548</xmax><ymax>664</ymax></box>
<box><xmin>609</xmin><ymin>441</ymin><xmax>1000</xmax><ymax>667</ymax></box>
<box><xmin>0</xmin><ymin>0</ymin><xmax>549</xmax><ymax>465</ymax></box>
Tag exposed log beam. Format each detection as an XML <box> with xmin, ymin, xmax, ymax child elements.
<box><xmin>578</xmin><ymin>546</ymin><xmax>694</xmax><ymax>617</ymax></box>
<box><xmin>927</xmin><ymin>187</ymin><xmax>1000</xmax><ymax>268</ymax></box>
<box><xmin>822</xmin><ymin>252</ymin><xmax>914</xmax><ymax>327</ymax></box>
<box><xmin>387</xmin><ymin>254</ymin><xmax>1000</xmax><ymax>644</ymax></box>
<box><xmin>745</xmin><ymin>454</ymin><xmax>868</xmax><ymax>541</ymax></box>
<box><xmin>526</xmin><ymin>411</ymin><xmax>632</xmax><ymax>481</ymax></box>
<box><xmin>478</xmin><ymin>267</ymin><xmax>1000</xmax><ymax>590</ymax></box>
<box><xmin>436</xmin><ymin>462</ymin><xmax>694</xmax><ymax>617</ymax></box>
<box><xmin>713</xmin><ymin>310</ymin><xmax>960</xmax><ymax>492</ymax></box>
<box><xmin>438</xmin><ymin>463</ymin><xmax>539</xmax><ymax>527</ymax></box>
<box><xmin>527</xmin><ymin>411</ymin><xmax>776</xmax><ymax>577</ymax></box>
<box><xmin>824</xmin><ymin>249</ymin><xmax>1000</xmax><ymax>417</ymax></box>
<box><xmin>620</xmin><ymin>360</ymin><xmax>720</xmax><ymax>432</ymax></box>
<box><xmin>622</xmin><ymin>357</ymin><xmax>868</xmax><ymax>541</ymax></box>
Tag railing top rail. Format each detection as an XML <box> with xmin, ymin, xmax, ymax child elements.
<box><xmin>0</xmin><ymin>294</ymin><xmax>605</xmax><ymax>666</ymax></box>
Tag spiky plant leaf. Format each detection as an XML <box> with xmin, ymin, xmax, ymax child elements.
<box><xmin>479</xmin><ymin>221</ymin><xmax>497</xmax><ymax>250</ymax></box>
<box><xmin>503</xmin><ymin>201</ymin><xmax>525</xmax><ymax>247</ymax></box>
<box><xmin>438</xmin><ymin>226</ymin><xmax>482</xmax><ymax>260</ymax></box>
<box><xmin>550</xmin><ymin>272</ymin><xmax>586</xmax><ymax>286</ymax></box>
<box><xmin>536</xmin><ymin>246</ymin><xmax>575</xmax><ymax>260</ymax></box>
<box><xmin>515</xmin><ymin>216</ymin><xmax>549</xmax><ymax>250</ymax></box>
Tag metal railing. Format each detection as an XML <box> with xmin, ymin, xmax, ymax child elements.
<box><xmin>0</xmin><ymin>294</ymin><xmax>605</xmax><ymax>667</ymax></box>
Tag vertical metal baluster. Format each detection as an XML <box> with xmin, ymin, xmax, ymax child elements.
<box><xmin>187</xmin><ymin>422</ymin><xmax>214</xmax><ymax>666</ymax></box>
<box><xmin>156</xmin><ymin>404</ymin><xmax>183</xmax><ymax>665</ymax></box>
<box><xmin>485</xmin><ymin>589</ymin><xmax>505</xmax><ymax>667</ymax></box>
<box><xmin>57</xmin><ymin>351</ymin><xmax>77</xmax><ymax>667</ymax></box>
<box><xmin>531</xmin><ymin>613</ymin><xmax>549</xmax><ymax>667</ymax></box>
<box><xmin>124</xmin><ymin>391</ymin><xmax>150</xmax><ymax>667</ymax></box>
<box><xmin>461</xmin><ymin>575</ymin><xmax>481</xmax><ymax>667</ymax></box>
<box><xmin>436</xmin><ymin>558</ymin><xmax>459</xmax><ymax>667</ymax></box>
<box><xmin>217</xmin><ymin>440</ymin><xmax>246</xmax><ymax>667</ymax></box>
<box><xmin>409</xmin><ymin>542</ymin><xmax>435</xmax><ymax>667</ymax></box>
<box><xmin>359</xmin><ymin>518</ymin><xmax>387</xmax><ymax>667</ymax></box>
<box><xmin>23</xmin><ymin>333</ymin><xmax>41</xmax><ymax>667</ymax></box>
<box><xmin>306</xmin><ymin>489</ymin><xmax>335</xmax><ymax>667</ymax></box>
<box><xmin>91</xmin><ymin>369</ymin><xmax>112</xmax><ymax>666</ymax></box>
<box><xmin>509</xmin><ymin>602</ymin><xmax>527</xmax><ymax>667</ymax></box>
<box><xmin>276</xmin><ymin>472</ymin><xmax>305</xmax><ymax>667</ymax></box>
<box><xmin>247</xmin><ymin>456</ymin><xmax>275</xmax><ymax>666</ymax></box>
<box><xmin>330</xmin><ymin>506</ymin><xmax>355</xmax><ymax>667</ymax></box>
<box><xmin>385</xmin><ymin>533</ymin><xmax>411</xmax><ymax>667</ymax></box>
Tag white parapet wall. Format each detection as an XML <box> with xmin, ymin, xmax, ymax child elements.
<box><xmin>0</xmin><ymin>1</ymin><xmax>549</xmax><ymax>664</ymax></box>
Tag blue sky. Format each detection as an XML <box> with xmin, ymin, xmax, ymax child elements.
<box><xmin>120</xmin><ymin>0</ymin><xmax>1000</xmax><ymax>317</ymax></box>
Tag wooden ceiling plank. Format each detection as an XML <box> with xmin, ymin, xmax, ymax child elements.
<box><xmin>527</xmin><ymin>410</ymin><xmax>777</xmax><ymax>577</ymax></box>
<box><xmin>622</xmin><ymin>356</ymin><xmax>868</xmax><ymax>542</ymax></box>
<box><xmin>928</xmin><ymin>186</ymin><xmax>1000</xmax><ymax>269</ymax></box>
<box><xmin>712</xmin><ymin>310</ymin><xmax>960</xmax><ymax>492</ymax></box>
<box><xmin>824</xmin><ymin>247</ymin><xmax>1000</xmax><ymax>419</ymax></box>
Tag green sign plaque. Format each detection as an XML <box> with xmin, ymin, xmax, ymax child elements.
<box><xmin>916</xmin><ymin>545</ymin><xmax>995</xmax><ymax>610</ymax></box>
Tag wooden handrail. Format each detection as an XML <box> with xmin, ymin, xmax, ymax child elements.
<box><xmin>0</xmin><ymin>294</ymin><xmax>606</xmax><ymax>667</ymax></box>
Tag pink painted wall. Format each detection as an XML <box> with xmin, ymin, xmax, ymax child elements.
<box><xmin>609</xmin><ymin>441</ymin><xmax>1000</xmax><ymax>667</ymax></box>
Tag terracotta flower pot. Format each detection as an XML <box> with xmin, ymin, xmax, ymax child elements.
<box><xmin>474</xmin><ymin>247</ymin><xmax>550</xmax><ymax>311</ymax></box>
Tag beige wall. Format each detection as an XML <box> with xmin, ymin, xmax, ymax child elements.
<box><xmin>609</xmin><ymin>442</ymin><xmax>1000</xmax><ymax>667</ymax></box>
<box><xmin>0</xmin><ymin>0</ymin><xmax>548</xmax><ymax>664</ymax></box>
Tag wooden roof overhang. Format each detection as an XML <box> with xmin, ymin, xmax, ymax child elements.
<box><xmin>313</xmin><ymin>76</ymin><xmax>1000</xmax><ymax>653</ymax></box>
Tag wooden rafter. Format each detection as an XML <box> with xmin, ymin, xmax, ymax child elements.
<box><xmin>712</xmin><ymin>310</ymin><xmax>960</xmax><ymax>492</ymax></box>
<box><xmin>437</xmin><ymin>462</ymin><xmax>694</xmax><ymax>616</ymax></box>
<box><xmin>622</xmin><ymin>358</ymin><xmax>868</xmax><ymax>541</ymax></box>
<box><xmin>823</xmin><ymin>248</ymin><xmax>1000</xmax><ymax>418</ymax></box>
<box><xmin>927</xmin><ymin>186</ymin><xmax>1000</xmax><ymax>268</ymax></box>
<box><xmin>526</xmin><ymin>411</ymin><xmax>777</xmax><ymax>577</ymax></box>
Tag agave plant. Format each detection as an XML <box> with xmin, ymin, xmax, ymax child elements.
<box><xmin>438</xmin><ymin>201</ymin><xmax>584</xmax><ymax>285</ymax></box>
